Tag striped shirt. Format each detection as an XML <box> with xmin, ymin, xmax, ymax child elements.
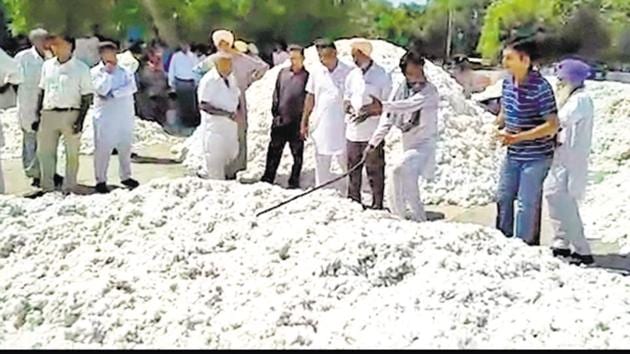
<box><xmin>502</xmin><ymin>71</ymin><xmax>558</xmax><ymax>161</ymax></box>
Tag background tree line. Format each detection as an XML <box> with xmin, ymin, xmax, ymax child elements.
<box><xmin>1</xmin><ymin>0</ymin><xmax>629</xmax><ymax>64</ymax></box>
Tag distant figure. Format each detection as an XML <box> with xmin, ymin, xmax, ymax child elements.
<box><xmin>272</xmin><ymin>43</ymin><xmax>290</xmax><ymax>67</ymax></box>
<box><xmin>261</xmin><ymin>45</ymin><xmax>309</xmax><ymax>189</ymax></box>
<box><xmin>168</xmin><ymin>41</ymin><xmax>200</xmax><ymax>127</ymax></box>
<box><xmin>452</xmin><ymin>57</ymin><xmax>475</xmax><ymax>98</ymax></box>
<box><xmin>0</xmin><ymin>46</ymin><xmax>19</xmax><ymax>193</ymax></box>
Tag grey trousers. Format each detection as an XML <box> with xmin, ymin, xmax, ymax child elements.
<box><xmin>37</xmin><ymin>110</ymin><xmax>81</xmax><ymax>192</ymax></box>
<box><xmin>225</xmin><ymin>124</ymin><xmax>247</xmax><ymax>179</ymax></box>
<box><xmin>347</xmin><ymin>140</ymin><xmax>385</xmax><ymax>208</ymax></box>
<box><xmin>22</xmin><ymin>129</ymin><xmax>40</xmax><ymax>179</ymax></box>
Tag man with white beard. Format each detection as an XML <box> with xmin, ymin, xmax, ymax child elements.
<box><xmin>344</xmin><ymin>39</ymin><xmax>392</xmax><ymax>209</ymax></box>
<box><xmin>14</xmin><ymin>28</ymin><xmax>51</xmax><ymax>188</ymax></box>
<box><xmin>91</xmin><ymin>41</ymin><xmax>139</xmax><ymax>194</ymax></box>
<box><xmin>197</xmin><ymin>52</ymin><xmax>241</xmax><ymax>180</ymax></box>
<box><xmin>544</xmin><ymin>58</ymin><xmax>595</xmax><ymax>266</ymax></box>
<box><xmin>193</xmin><ymin>30</ymin><xmax>269</xmax><ymax>179</ymax></box>
<box><xmin>300</xmin><ymin>39</ymin><xmax>353</xmax><ymax>189</ymax></box>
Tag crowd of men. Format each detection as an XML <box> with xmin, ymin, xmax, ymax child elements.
<box><xmin>0</xmin><ymin>28</ymin><xmax>597</xmax><ymax>266</ymax></box>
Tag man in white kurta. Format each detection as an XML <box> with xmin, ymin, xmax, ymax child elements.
<box><xmin>0</xmin><ymin>47</ymin><xmax>19</xmax><ymax>193</ymax></box>
<box><xmin>197</xmin><ymin>53</ymin><xmax>241</xmax><ymax>180</ymax></box>
<box><xmin>544</xmin><ymin>59</ymin><xmax>595</xmax><ymax>266</ymax></box>
<box><xmin>301</xmin><ymin>39</ymin><xmax>352</xmax><ymax>188</ymax></box>
<box><xmin>363</xmin><ymin>51</ymin><xmax>439</xmax><ymax>222</ymax></box>
<box><xmin>14</xmin><ymin>29</ymin><xmax>49</xmax><ymax>186</ymax></box>
<box><xmin>91</xmin><ymin>42</ymin><xmax>139</xmax><ymax>194</ymax></box>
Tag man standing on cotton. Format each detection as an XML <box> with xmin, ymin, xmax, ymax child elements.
<box><xmin>197</xmin><ymin>52</ymin><xmax>241</xmax><ymax>180</ymax></box>
<box><xmin>344</xmin><ymin>39</ymin><xmax>392</xmax><ymax>209</ymax></box>
<box><xmin>301</xmin><ymin>39</ymin><xmax>352</xmax><ymax>189</ymax></box>
<box><xmin>495</xmin><ymin>38</ymin><xmax>560</xmax><ymax>246</ymax></box>
<box><xmin>91</xmin><ymin>41</ymin><xmax>139</xmax><ymax>194</ymax></box>
<box><xmin>261</xmin><ymin>45</ymin><xmax>309</xmax><ymax>189</ymax></box>
<box><xmin>0</xmin><ymin>46</ymin><xmax>20</xmax><ymax>194</ymax></box>
<box><xmin>14</xmin><ymin>28</ymin><xmax>51</xmax><ymax>188</ymax></box>
<box><xmin>168</xmin><ymin>40</ymin><xmax>199</xmax><ymax>127</ymax></box>
<box><xmin>544</xmin><ymin>59</ymin><xmax>595</xmax><ymax>266</ymax></box>
<box><xmin>36</xmin><ymin>35</ymin><xmax>93</xmax><ymax>194</ymax></box>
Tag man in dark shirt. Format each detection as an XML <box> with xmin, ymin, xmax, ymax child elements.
<box><xmin>261</xmin><ymin>45</ymin><xmax>309</xmax><ymax>189</ymax></box>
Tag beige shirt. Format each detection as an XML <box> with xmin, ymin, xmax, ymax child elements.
<box><xmin>39</xmin><ymin>57</ymin><xmax>94</xmax><ymax>110</ymax></box>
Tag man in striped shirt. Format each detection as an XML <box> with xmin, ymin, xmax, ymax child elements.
<box><xmin>495</xmin><ymin>38</ymin><xmax>560</xmax><ymax>246</ymax></box>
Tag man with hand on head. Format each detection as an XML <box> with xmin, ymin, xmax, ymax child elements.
<box><xmin>91</xmin><ymin>41</ymin><xmax>139</xmax><ymax>194</ymax></box>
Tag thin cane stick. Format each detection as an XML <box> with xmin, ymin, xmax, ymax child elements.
<box><xmin>256</xmin><ymin>156</ymin><xmax>367</xmax><ymax>217</ymax></box>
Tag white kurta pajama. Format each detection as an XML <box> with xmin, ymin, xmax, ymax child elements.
<box><xmin>197</xmin><ymin>69</ymin><xmax>241</xmax><ymax>180</ymax></box>
<box><xmin>91</xmin><ymin>63</ymin><xmax>138</xmax><ymax>184</ymax></box>
<box><xmin>544</xmin><ymin>89</ymin><xmax>594</xmax><ymax>256</ymax></box>
<box><xmin>306</xmin><ymin>62</ymin><xmax>353</xmax><ymax>187</ymax></box>
<box><xmin>0</xmin><ymin>48</ymin><xmax>19</xmax><ymax>193</ymax></box>
<box><xmin>369</xmin><ymin>81</ymin><xmax>440</xmax><ymax>222</ymax></box>
<box><xmin>14</xmin><ymin>47</ymin><xmax>47</xmax><ymax>180</ymax></box>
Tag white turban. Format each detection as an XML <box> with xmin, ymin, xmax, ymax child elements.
<box><xmin>351</xmin><ymin>38</ymin><xmax>373</xmax><ymax>57</ymax></box>
<box><xmin>212</xmin><ymin>30</ymin><xmax>234</xmax><ymax>47</ymax></box>
<box><xmin>234</xmin><ymin>40</ymin><xmax>249</xmax><ymax>53</ymax></box>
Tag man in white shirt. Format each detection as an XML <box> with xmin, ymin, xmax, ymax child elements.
<box><xmin>35</xmin><ymin>35</ymin><xmax>94</xmax><ymax>194</ymax></box>
<box><xmin>344</xmin><ymin>39</ymin><xmax>392</xmax><ymax>209</ymax></box>
<box><xmin>168</xmin><ymin>41</ymin><xmax>199</xmax><ymax>127</ymax></box>
<box><xmin>14</xmin><ymin>28</ymin><xmax>50</xmax><ymax>187</ymax></box>
<box><xmin>91</xmin><ymin>41</ymin><xmax>139</xmax><ymax>194</ymax></box>
<box><xmin>361</xmin><ymin>50</ymin><xmax>439</xmax><ymax>222</ymax></box>
<box><xmin>197</xmin><ymin>52</ymin><xmax>241</xmax><ymax>180</ymax></box>
<box><xmin>301</xmin><ymin>39</ymin><xmax>353</xmax><ymax>188</ymax></box>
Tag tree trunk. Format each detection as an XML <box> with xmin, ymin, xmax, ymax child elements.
<box><xmin>140</xmin><ymin>0</ymin><xmax>179</xmax><ymax>47</ymax></box>
<box><xmin>446</xmin><ymin>8</ymin><xmax>453</xmax><ymax>60</ymax></box>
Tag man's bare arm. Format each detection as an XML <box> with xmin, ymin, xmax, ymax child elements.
<box><xmin>200</xmin><ymin>102</ymin><xmax>234</xmax><ymax>118</ymax></box>
<box><xmin>514</xmin><ymin>113</ymin><xmax>560</xmax><ymax>142</ymax></box>
<box><xmin>300</xmin><ymin>93</ymin><xmax>315</xmax><ymax>139</ymax></box>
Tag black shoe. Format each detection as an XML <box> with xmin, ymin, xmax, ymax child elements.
<box><xmin>131</xmin><ymin>152</ymin><xmax>139</xmax><ymax>159</ymax></box>
<box><xmin>95</xmin><ymin>183</ymin><xmax>110</xmax><ymax>194</ymax></box>
<box><xmin>569</xmin><ymin>253</ymin><xmax>595</xmax><ymax>266</ymax></box>
<box><xmin>552</xmin><ymin>248</ymin><xmax>572</xmax><ymax>258</ymax></box>
<box><xmin>31</xmin><ymin>178</ymin><xmax>41</xmax><ymax>188</ymax></box>
<box><xmin>112</xmin><ymin>149</ymin><xmax>118</xmax><ymax>155</ymax></box>
<box><xmin>54</xmin><ymin>174</ymin><xmax>64</xmax><ymax>187</ymax></box>
<box><xmin>121</xmin><ymin>179</ymin><xmax>140</xmax><ymax>190</ymax></box>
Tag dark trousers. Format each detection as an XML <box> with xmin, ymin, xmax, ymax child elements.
<box><xmin>174</xmin><ymin>78</ymin><xmax>200</xmax><ymax>127</ymax></box>
<box><xmin>262</xmin><ymin>123</ymin><xmax>304</xmax><ymax>187</ymax></box>
<box><xmin>347</xmin><ymin>140</ymin><xmax>385</xmax><ymax>208</ymax></box>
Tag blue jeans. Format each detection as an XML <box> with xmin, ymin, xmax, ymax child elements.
<box><xmin>496</xmin><ymin>155</ymin><xmax>553</xmax><ymax>245</ymax></box>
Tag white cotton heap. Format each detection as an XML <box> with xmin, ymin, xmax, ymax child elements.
<box><xmin>175</xmin><ymin>39</ymin><xmax>504</xmax><ymax>207</ymax></box>
<box><xmin>1</xmin><ymin>177</ymin><xmax>630</xmax><ymax>349</ymax></box>
<box><xmin>1</xmin><ymin>108</ymin><xmax>184</xmax><ymax>159</ymax></box>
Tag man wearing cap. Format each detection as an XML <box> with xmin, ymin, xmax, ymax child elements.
<box><xmin>544</xmin><ymin>58</ymin><xmax>595</xmax><ymax>266</ymax></box>
<box><xmin>14</xmin><ymin>28</ymin><xmax>51</xmax><ymax>188</ymax></box>
<box><xmin>35</xmin><ymin>35</ymin><xmax>94</xmax><ymax>194</ymax></box>
<box><xmin>91</xmin><ymin>41</ymin><xmax>139</xmax><ymax>194</ymax></box>
<box><xmin>197</xmin><ymin>52</ymin><xmax>241</xmax><ymax>180</ymax></box>
<box><xmin>0</xmin><ymin>47</ymin><xmax>19</xmax><ymax>193</ymax></box>
<box><xmin>194</xmin><ymin>30</ymin><xmax>269</xmax><ymax>179</ymax></box>
<box><xmin>301</xmin><ymin>39</ymin><xmax>353</xmax><ymax>189</ymax></box>
<box><xmin>344</xmin><ymin>39</ymin><xmax>392</xmax><ymax>209</ymax></box>
<box><xmin>168</xmin><ymin>40</ymin><xmax>200</xmax><ymax>127</ymax></box>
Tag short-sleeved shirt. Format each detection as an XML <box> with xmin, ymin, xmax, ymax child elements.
<box><xmin>305</xmin><ymin>61</ymin><xmax>353</xmax><ymax>155</ymax></box>
<box><xmin>344</xmin><ymin>62</ymin><xmax>392</xmax><ymax>142</ymax></box>
<box><xmin>272</xmin><ymin>67</ymin><xmax>309</xmax><ymax>127</ymax></box>
<box><xmin>502</xmin><ymin>70</ymin><xmax>558</xmax><ymax>161</ymax></box>
<box><xmin>39</xmin><ymin>57</ymin><xmax>94</xmax><ymax>110</ymax></box>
